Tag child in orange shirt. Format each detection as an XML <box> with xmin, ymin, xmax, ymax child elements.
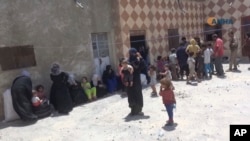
<box><xmin>159</xmin><ymin>78</ymin><xmax>176</xmax><ymax>126</ymax></box>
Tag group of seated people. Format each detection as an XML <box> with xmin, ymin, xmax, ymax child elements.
<box><xmin>9</xmin><ymin>62</ymin><xmax>127</xmax><ymax>122</ymax></box>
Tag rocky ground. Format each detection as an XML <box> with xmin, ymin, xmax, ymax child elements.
<box><xmin>1</xmin><ymin>64</ymin><xmax>250</xmax><ymax>141</ymax></box>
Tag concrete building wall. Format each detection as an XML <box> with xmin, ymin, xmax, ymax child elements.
<box><xmin>204</xmin><ymin>0</ymin><xmax>250</xmax><ymax>57</ymax></box>
<box><xmin>115</xmin><ymin>0</ymin><xmax>204</xmax><ymax>63</ymax></box>
<box><xmin>0</xmin><ymin>0</ymin><xmax>114</xmax><ymax>119</ymax></box>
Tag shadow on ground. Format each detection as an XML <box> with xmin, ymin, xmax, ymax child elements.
<box><xmin>162</xmin><ymin>123</ymin><xmax>178</xmax><ymax>131</ymax></box>
<box><xmin>124</xmin><ymin>114</ymin><xmax>150</xmax><ymax>122</ymax></box>
<box><xmin>0</xmin><ymin>120</ymin><xmax>37</xmax><ymax>129</ymax></box>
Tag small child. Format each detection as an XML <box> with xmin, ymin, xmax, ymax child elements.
<box><xmin>169</xmin><ymin>48</ymin><xmax>179</xmax><ymax>80</ymax></box>
<box><xmin>121</xmin><ymin>59</ymin><xmax>134</xmax><ymax>87</ymax></box>
<box><xmin>32</xmin><ymin>90</ymin><xmax>43</xmax><ymax>107</ymax></box>
<box><xmin>159</xmin><ymin>78</ymin><xmax>176</xmax><ymax>126</ymax></box>
<box><xmin>204</xmin><ymin>43</ymin><xmax>213</xmax><ymax>79</ymax></box>
<box><xmin>35</xmin><ymin>85</ymin><xmax>47</xmax><ymax>102</ymax></box>
<box><xmin>159</xmin><ymin>64</ymin><xmax>172</xmax><ymax>80</ymax></box>
<box><xmin>196</xmin><ymin>50</ymin><xmax>205</xmax><ymax>80</ymax></box>
<box><xmin>187</xmin><ymin>52</ymin><xmax>199</xmax><ymax>84</ymax></box>
<box><xmin>148</xmin><ymin>65</ymin><xmax>157</xmax><ymax>96</ymax></box>
<box><xmin>81</xmin><ymin>77</ymin><xmax>97</xmax><ymax>101</ymax></box>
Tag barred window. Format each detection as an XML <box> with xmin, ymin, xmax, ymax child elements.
<box><xmin>91</xmin><ymin>33</ymin><xmax>109</xmax><ymax>58</ymax></box>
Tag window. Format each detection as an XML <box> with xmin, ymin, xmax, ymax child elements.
<box><xmin>91</xmin><ymin>33</ymin><xmax>109</xmax><ymax>58</ymax></box>
<box><xmin>0</xmin><ymin>45</ymin><xmax>36</xmax><ymax>71</ymax></box>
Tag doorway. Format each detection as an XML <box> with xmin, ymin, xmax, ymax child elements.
<box><xmin>168</xmin><ymin>29</ymin><xmax>179</xmax><ymax>49</ymax></box>
<box><xmin>241</xmin><ymin>16</ymin><xmax>250</xmax><ymax>45</ymax></box>
<box><xmin>204</xmin><ymin>23</ymin><xmax>222</xmax><ymax>41</ymax></box>
<box><xmin>130</xmin><ymin>33</ymin><xmax>147</xmax><ymax>62</ymax></box>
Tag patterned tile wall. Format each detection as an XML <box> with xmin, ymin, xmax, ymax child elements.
<box><xmin>114</xmin><ymin>0</ymin><xmax>204</xmax><ymax>61</ymax></box>
<box><xmin>204</xmin><ymin>0</ymin><xmax>250</xmax><ymax>56</ymax></box>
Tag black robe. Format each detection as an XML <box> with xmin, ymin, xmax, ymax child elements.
<box><xmin>68</xmin><ymin>81</ymin><xmax>89</xmax><ymax>106</ymax></box>
<box><xmin>127</xmin><ymin>57</ymin><xmax>146</xmax><ymax>114</ymax></box>
<box><xmin>11</xmin><ymin>76</ymin><xmax>38</xmax><ymax>121</ymax></box>
<box><xmin>90</xmin><ymin>81</ymin><xmax>108</xmax><ymax>98</ymax></box>
<box><xmin>50</xmin><ymin>72</ymin><xmax>73</xmax><ymax>113</ymax></box>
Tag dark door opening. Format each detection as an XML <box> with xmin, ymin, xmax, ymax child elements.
<box><xmin>204</xmin><ymin>23</ymin><xmax>222</xmax><ymax>41</ymax></box>
<box><xmin>168</xmin><ymin>29</ymin><xmax>179</xmax><ymax>49</ymax></box>
<box><xmin>130</xmin><ymin>35</ymin><xmax>147</xmax><ymax>61</ymax></box>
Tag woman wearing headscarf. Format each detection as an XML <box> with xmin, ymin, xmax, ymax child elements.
<box><xmin>50</xmin><ymin>63</ymin><xmax>73</xmax><ymax>114</ymax></box>
<box><xmin>91</xmin><ymin>74</ymin><xmax>107</xmax><ymax>98</ymax></box>
<box><xmin>102</xmin><ymin>65</ymin><xmax>117</xmax><ymax>94</ymax></box>
<box><xmin>11</xmin><ymin>70</ymin><xmax>38</xmax><ymax>121</ymax></box>
<box><xmin>127</xmin><ymin>48</ymin><xmax>146</xmax><ymax>115</ymax></box>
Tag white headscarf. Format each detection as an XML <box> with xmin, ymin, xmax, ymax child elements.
<box><xmin>92</xmin><ymin>74</ymin><xmax>100</xmax><ymax>86</ymax></box>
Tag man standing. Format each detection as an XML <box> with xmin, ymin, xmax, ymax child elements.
<box><xmin>227</xmin><ymin>29</ymin><xmax>238</xmax><ymax>71</ymax></box>
<box><xmin>212</xmin><ymin>34</ymin><xmax>225</xmax><ymax>76</ymax></box>
<box><xmin>177</xmin><ymin>42</ymin><xmax>189</xmax><ymax>80</ymax></box>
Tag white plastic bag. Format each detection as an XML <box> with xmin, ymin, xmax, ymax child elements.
<box><xmin>2</xmin><ymin>89</ymin><xmax>20</xmax><ymax>122</ymax></box>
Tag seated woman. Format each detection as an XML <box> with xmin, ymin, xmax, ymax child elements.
<box><xmin>102</xmin><ymin>65</ymin><xmax>117</xmax><ymax>94</ymax></box>
<box><xmin>67</xmin><ymin>74</ymin><xmax>89</xmax><ymax>106</ymax></box>
<box><xmin>91</xmin><ymin>74</ymin><xmax>107</xmax><ymax>98</ymax></box>
<box><xmin>81</xmin><ymin>77</ymin><xmax>97</xmax><ymax>101</ymax></box>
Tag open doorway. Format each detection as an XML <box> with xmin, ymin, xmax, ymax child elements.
<box><xmin>168</xmin><ymin>29</ymin><xmax>179</xmax><ymax>49</ymax></box>
<box><xmin>130</xmin><ymin>34</ymin><xmax>148</xmax><ymax>62</ymax></box>
<box><xmin>204</xmin><ymin>23</ymin><xmax>222</xmax><ymax>41</ymax></box>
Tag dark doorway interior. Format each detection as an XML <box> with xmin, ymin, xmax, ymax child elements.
<box><xmin>168</xmin><ymin>29</ymin><xmax>179</xmax><ymax>49</ymax></box>
<box><xmin>204</xmin><ymin>23</ymin><xmax>222</xmax><ymax>41</ymax></box>
<box><xmin>241</xmin><ymin>15</ymin><xmax>250</xmax><ymax>45</ymax></box>
<box><xmin>130</xmin><ymin>35</ymin><xmax>147</xmax><ymax>60</ymax></box>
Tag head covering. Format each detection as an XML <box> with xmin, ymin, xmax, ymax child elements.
<box><xmin>129</xmin><ymin>48</ymin><xmax>137</xmax><ymax>56</ymax></box>
<box><xmin>190</xmin><ymin>39</ymin><xmax>196</xmax><ymax>45</ymax></box>
<box><xmin>68</xmin><ymin>73</ymin><xmax>77</xmax><ymax>85</ymax></box>
<box><xmin>51</xmin><ymin>63</ymin><xmax>61</xmax><ymax>75</ymax></box>
<box><xmin>129</xmin><ymin>48</ymin><xmax>138</xmax><ymax>63</ymax></box>
<box><xmin>21</xmin><ymin>70</ymin><xmax>31</xmax><ymax>77</ymax></box>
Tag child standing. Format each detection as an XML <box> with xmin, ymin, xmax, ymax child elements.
<box><xmin>187</xmin><ymin>52</ymin><xmax>200</xmax><ymax>84</ymax></box>
<box><xmin>203</xmin><ymin>43</ymin><xmax>214</xmax><ymax>79</ymax></box>
<box><xmin>81</xmin><ymin>77</ymin><xmax>97</xmax><ymax>101</ymax></box>
<box><xmin>196</xmin><ymin>50</ymin><xmax>205</xmax><ymax>80</ymax></box>
<box><xmin>148</xmin><ymin>65</ymin><xmax>157</xmax><ymax>96</ymax></box>
<box><xmin>159</xmin><ymin>78</ymin><xmax>176</xmax><ymax>126</ymax></box>
<box><xmin>159</xmin><ymin>64</ymin><xmax>172</xmax><ymax>80</ymax></box>
<box><xmin>169</xmin><ymin>48</ymin><xmax>179</xmax><ymax>80</ymax></box>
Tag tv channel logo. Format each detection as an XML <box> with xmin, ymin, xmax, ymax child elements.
<box><xmin>230</xmin><ymin>125</ymin><xmax>249</xmax><ymax>141</ymax></box>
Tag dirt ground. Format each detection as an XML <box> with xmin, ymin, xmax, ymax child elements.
<box><xmin>0</xmin><ymin>64</ymin><xmax>250</xmax><ymax>141</ymax></box>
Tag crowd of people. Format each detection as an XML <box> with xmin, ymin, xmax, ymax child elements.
<box><xmin>8</xmin><ymin>29</ymin><xmax>250</xmax><ymax>127</ymax></box>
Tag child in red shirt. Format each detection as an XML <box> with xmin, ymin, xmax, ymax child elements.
<box><xmin>159</xmin><ymin>78</ymin><xmax>176</xmax><ymax>126</ymax></box>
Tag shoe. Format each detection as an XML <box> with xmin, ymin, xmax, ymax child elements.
<box><xmin>165</xmin><ymin>120</ymin><xmax>174</xmax><ymax>126</ymax></box>
<box><xmin>226</xmin><ymin>69</ymin><xmax>232</xmax><ymax>72</ymax></box>
<box><xmin>232</xmin><ymin>68</ymin><xmax>239</xmax><ymax>71</ymax></box>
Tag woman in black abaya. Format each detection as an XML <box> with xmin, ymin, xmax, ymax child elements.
<box><xmin>126</xmin><ymin>48</ymin><xmax>146</xmax><ymax>115</ymax></box>
<box><xmin>11</xmin><ymin>71</ymin><xmax>38</xmax><ymax>121</ymax></box>
<box><xmin>50</xmin><ymin>63</ymin><xmax>73</xmax><ymax>114</ymax></box>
